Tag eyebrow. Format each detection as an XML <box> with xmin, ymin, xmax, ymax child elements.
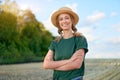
<box><xmin>59</xmin><ymin>14</ymin><xmax>70</xmax><ymax>19</ymax></box>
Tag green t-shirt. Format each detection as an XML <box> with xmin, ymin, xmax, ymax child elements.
<box><xmin>49</xmin><ymin>36</ymin><xmax>88</xmax><ymax>80</ymax></box>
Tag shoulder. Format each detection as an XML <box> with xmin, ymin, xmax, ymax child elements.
<box><xmin>74</xmin><ymin>32</ymin><xmax>87</xmax><ymax>40</ymax></box>
<box><xmin>74</xmin><ymin>34</ymin><xmax>88</xmax><ymax>45</ymax></box>
<box><xmin>74</xmin><ymin>33</ymin><xmax>88</xmax><ymax>53</ymax></box>
<box><xmin>50</xmin><ymin>39</ymin><xmax>57</xmax><ymax>45</ymax></box>
<box><xmin>74</xmin><ymin>32</ymin><xmax>86</xmax><ymax>38</ymax></box>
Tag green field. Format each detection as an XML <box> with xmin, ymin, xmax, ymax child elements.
<box><xmin>0</xmin><ymin>59</ymin><xmax>120</xmax><ymax>80</ymax></box>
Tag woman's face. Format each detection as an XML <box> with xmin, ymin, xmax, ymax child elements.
<box><xmin>58</xmin><ymin>13</ymin><xmax>72</xmax><ymax>30</ymax></box>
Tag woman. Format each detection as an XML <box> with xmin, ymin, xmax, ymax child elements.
<box><xmin>43</xmin><ymin>7</ymin><xmax>88</xmax><ymax>80</ymax></box>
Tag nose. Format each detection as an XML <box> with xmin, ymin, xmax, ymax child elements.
<box><xmin>62</xmin><ymin>18</ymin><xmax>67</xmax><ymax>23</ymax></box>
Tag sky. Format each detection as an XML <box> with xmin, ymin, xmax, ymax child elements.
<box><xmin>2</xmin><ymin>0</ymin><xmax>120</xmax><ymax>58</ymax></box>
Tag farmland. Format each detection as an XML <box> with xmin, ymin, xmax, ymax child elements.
<box><xmin>84</xmin><ymin>59</ymin><xmax>120</xmax><ymax>80</ymax></box>
<box><xmin>0</xmin><ymin>59</ymin><xmax>120</xmax><ymax>80</ymax></box>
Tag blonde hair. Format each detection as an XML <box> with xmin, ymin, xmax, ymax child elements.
<box><xmin>55</xmin><ymin>13</ymin><xmax>82</xmax><ymax>42</ymax></box>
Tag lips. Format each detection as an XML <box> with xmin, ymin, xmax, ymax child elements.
<box><xmin>61</xmin><ymin>23</ymin><xmax>69</xmax><ymax>27</ymax></box>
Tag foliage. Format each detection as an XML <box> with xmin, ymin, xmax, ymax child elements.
<box><xmin>0</xmin><ymin>1</ymin><xmax>53</xmax><ymax>64</ymax></box>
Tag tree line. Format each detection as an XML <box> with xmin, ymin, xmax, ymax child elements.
<box><xmin>0</xmin><ymin>0</ymin><xmax>53</xmax><ymax>64</ymax></box>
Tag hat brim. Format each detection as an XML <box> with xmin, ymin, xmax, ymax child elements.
<box><xmin>51</xmin><ymin>9</ymin><xmax>79</xmax><ymax>27</ymax></box>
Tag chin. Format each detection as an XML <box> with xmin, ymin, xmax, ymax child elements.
<box><xmin>63</xmin><ymin>29</ymin><xmax>70</xmax><ymax>31</ymax></box>
<box><xmin>62</xmin><ymin>27</ymin><xmax>69</xmax><ymax>29</ymax></box>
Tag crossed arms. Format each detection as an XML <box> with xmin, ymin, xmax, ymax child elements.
<box><xmin>43</xmin><ymin>49</ymin><xmax>85</xmax><ymax>71</ymax></box>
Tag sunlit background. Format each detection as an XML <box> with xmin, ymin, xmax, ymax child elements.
<box><xmin>1</xmin><ymin>0</ymin><xmax>120</xmax><ymax>58</ymax></box>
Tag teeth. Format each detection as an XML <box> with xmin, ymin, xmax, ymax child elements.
<box><xmin>63</xmin><ymin>24</ymin><xmax>67</xmax><ymax>26</ymax></box>
<box><xmin>62</xmin><ymin>23</ymin><xmax>67</xmax><ymax>26</ymax></box>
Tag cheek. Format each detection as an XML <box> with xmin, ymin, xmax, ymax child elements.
<box><xmin>58</xmin><ymin>22</ymin><xmax>62</xmax><ymax>27</ymax></box>
<box><xmin>69</xmin><ymin>21</ymin><xmax>73</xmax><ymax>27</ymax></box>
<box><xmin>59</xmin><ymin>21</ymin><xmax>65</xmax><ymax>27</ymax></box>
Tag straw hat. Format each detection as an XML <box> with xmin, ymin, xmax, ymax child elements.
<box><xmin>51</xmin><ymin>7</ymin><xmax>79</xmax><ymax>27</ymax></box>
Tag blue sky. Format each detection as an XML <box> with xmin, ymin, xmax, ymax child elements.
<box><xmin>2</xmin><ymin>0</ymin><xmax>120</xmax><ymax>58</ymax></box>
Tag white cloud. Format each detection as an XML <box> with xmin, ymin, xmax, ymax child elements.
<box><xmin>112</xmin><ymin>22</ymin><xmax>120</xmax><ymax>32</ymax></box>
<box><xmin>19</xmin><ymin>3</ymin><xmax>41</xmax><ymax>14</ymax></box>
<box><xmin>19</xmin><ymin>4</ymin><xmax>29</xmax><ymax>10</ymax></box>
<box><xmin>65</xmin><ymin>3</ymin><xmax>78</xmax><ymax>12</ymax></box>
<box><xmin>28</xmin><ymin>5</ymin><xmax>41</xmax><ymax>14</ymax></box>
<box><xmin>31</xmin><ymin>8</ymin><xmax>41</xmax><ymax>14</ymax></box>
<box><xmin>110</xmin><ymin>12</ymin><xmax>118</xmax><ymax>17</ymax></box>
<box><xmin>47</xmin><ymin>0</ymin><xmax>53</xmax><ymax>2</ymax></box>
<box><xmin>86</xmin><ymin>51</ymin><xmax>120</xmax><ymax>58</ymax></box>
<box><xmin>86</xmin><ymin>11</ymin><xmax>106</xmax><ymax>24</ymax></box>
<box><xmin>43</xmin><ymin>17</ymin><xmax>58</xmax><ymax>36</ymax></box>
<box><xmin>107</xmin><ymin>37</ymin><xmax>120</xmax><ymax>44</ymax></box>
<box><xmin>81</xmin><ymin>11</ymin><xmax>106</xmax><ymax>27</ymax></box>
<box><xmin>78</xmin><ymin>27</ymin><xmax>98</xmax><ymax>42</ymax></box>
<box><xmin>86</xmin><ymin>38</ymin><xmax>120</xmax><ymax>58</ymax></box>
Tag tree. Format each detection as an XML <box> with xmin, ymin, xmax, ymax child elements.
<box><xmin>1</xmin><ymin>0</ymin><xmax>19</xmax><ymax>15</ymax></box>
<box><xmin>0</xmin><ymin>11</ymin><xmax>22</xmax><ymax>64</ymax></box>
<box><xmin>0</xmin><ymin>11</ymin><xmax>17</xmax><ymax>45</ymax></box>
<box><xmin>0</xmin><ymin>0</ymin><xmax>53</xmax><ymax>64</ymax></box>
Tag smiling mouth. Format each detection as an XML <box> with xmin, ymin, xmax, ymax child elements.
<box><xmin>62</xmin><ymin>23</ymin><xmax>69</xmax><ymax>27</ymax></box>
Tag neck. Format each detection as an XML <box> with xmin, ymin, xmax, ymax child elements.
<box><xmin>63</xmin><ymin>30</ymin><xmax>73</xmax><ymax>39</ymax></box>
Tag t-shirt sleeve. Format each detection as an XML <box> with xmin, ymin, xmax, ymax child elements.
<box><xmin>49</xmin><ymin>40</ymin><xmax>55</xmax><ymax>52</ymax></box>
<box><xmin>75</xmin><ymin>36</ymin><xmax>88</xmax><ymax>53</ymax></box>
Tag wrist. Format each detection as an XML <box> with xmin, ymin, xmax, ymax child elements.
<box><xmin>69</xmin><ymin>58</ymin><xmax>73</xmax><ymax>63</ymax></box>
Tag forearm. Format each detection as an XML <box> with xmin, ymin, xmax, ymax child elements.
<box><xmin>54</xmin><ymin>58</ymin><xmax>82</xmax><ymax>71</ymax></box>
<box><xmin>43</xmin><ymin>50</ymin><xmax>71</xmax><ymax>69</ymax></box>
<box><xmin>54</xmin><ymin>49</ymin><xmax>84</xmax><ymax>71</ymax></box>
<box><xmin>43</xmin><ymin>59</ymin><xmax>70</xmax><ymax>69</ymax></box>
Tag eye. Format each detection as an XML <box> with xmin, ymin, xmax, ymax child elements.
<box><xmin>65</xmin><ymin>17</ymin><xmax>69</xmax><ymax>19</ymax></box>
<box><xmin>58</xmin><ymin>17</ymin><xmax>63</xmax><ymax>21</ymax></box>
<box><xmin>65</xmin><ymin>16</ymin><xmax>70</xmax><ymax>20</ymax></box>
